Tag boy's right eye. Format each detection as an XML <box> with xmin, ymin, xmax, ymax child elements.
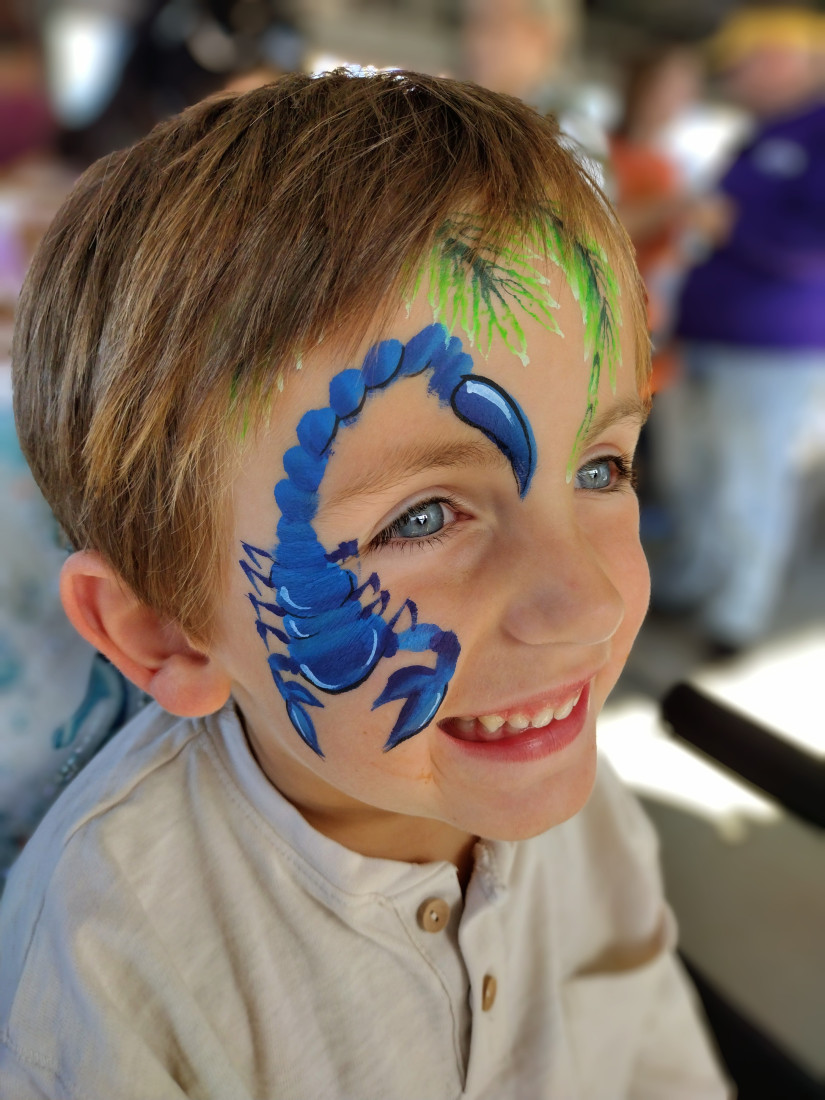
<box><xmin>369</xmin><ymin>498</ymin><xmax>459</xmax><ymax>551</ymax></box>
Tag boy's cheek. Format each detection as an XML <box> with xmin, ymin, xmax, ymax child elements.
<box><xmin>222</xmin><ymin>569</ymin><xmax>463</xmax><ymax>757</ymax></box>
<box><xmin>610</xmin><ymin>538</ymin><xmax>651</xmax><ymax>669</ymax></box>
<box><xmin>623</xmin><ymin>526</ymin><xmax>652</xmax><ymax>614</ymax></box>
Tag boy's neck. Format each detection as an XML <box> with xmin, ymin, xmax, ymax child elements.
<box><xmin>299</xmin><ymin>803</ymin><xmax>479</xmax><ymax>890</ymax></box>
<box><xmin>237</xmin><ymin>703</ymin><xmax>478</xmax><ymax>889</ymax></box>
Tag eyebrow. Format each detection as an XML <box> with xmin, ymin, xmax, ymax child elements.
<box><xmin>320</xmin><ymin>394</ymin><xmax>649</xmax><ymax>510</ymax></box>
<box><xmin>581</xmin><ymin>395</ymin><xmax>650</xmax><ymax>445</ymax></box>
<box><xmin>321</xmin><ymin>437</ymin><xmax>511</xmax><ymax>510</ymax></box>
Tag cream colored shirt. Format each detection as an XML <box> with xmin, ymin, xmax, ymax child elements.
<box><xmin>0</xmin><ymin>702</ymin><xmax>729</xmax><ymax>1099</ymax></box>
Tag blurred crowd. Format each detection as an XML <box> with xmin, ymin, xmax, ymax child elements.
<box><xmin>1</xmin><ymin>0</ymin><xmax>824</xmax><ymax>878</ymax></box>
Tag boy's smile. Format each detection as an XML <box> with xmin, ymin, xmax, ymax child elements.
<box><xmin>212</xmin><ymin>265</ymin><xmax>649</xmax><ymax>868</ymax></box>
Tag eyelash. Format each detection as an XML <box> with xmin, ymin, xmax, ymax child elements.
<box><xmin>368</xmin><ymin>495</ymin><xmax>464</xmax><ymax>553</ymax></box>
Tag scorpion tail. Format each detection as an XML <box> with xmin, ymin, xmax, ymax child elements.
<box><xmin>373</xmin><ymin>629</ymin><xmax>460</xmax><ymax>751</ymax></box>
<box><xmin>267</xmin><ymin>655</ymin><xmax>325</xmax><ymax>757</ymax></box>
<box><xmin>451</xmin><ymin>376</ymin><xmax>536</xmax><ymax>497</ymax></box>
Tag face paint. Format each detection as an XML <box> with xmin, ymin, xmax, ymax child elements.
<box><xmin>240</xmin><ymin>322</ymin><xmax>536</xmax><ymax>757</ymax></box>
<box><xmin>420</xmin><ymin>207</ymin><xmax>623</xmax><ymax>476</ymax></box>
<box><xmin>416</xmin><ymin>218</ymin><xmax>562</xmax><ymax>367</ymax></box>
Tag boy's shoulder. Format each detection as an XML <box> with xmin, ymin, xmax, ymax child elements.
<box><xmin>0</xmin><ymin>703</ymin><xmax>210</xmax><ymax>921</ymax></box>
<box><xmin>21</xmin><ymin>699</ymin><xmax>203</xmax><ymax>832</ymax></box>
<box><xmin>533</xmin><ymin>754</ymin><xmax>667</xmax><ymax>970</ymax></box>
<box><xmin>0</xmin><ymin>704</ymin><xmax>217</xmax><ymax>1046</ymax></box>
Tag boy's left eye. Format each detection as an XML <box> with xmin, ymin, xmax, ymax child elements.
<box><xmin>371</xmin><ymin>498</ymin><xmax>458</xmax><ymax>549</ymax></box>
<box><xmin>575</xmin><ymin>455</ymin><xmax>634</xmax><ymax>492</ymax></box>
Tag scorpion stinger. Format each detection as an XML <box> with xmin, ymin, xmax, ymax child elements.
<box><xmin>240</xmin><ymin>322</ymin><xmax>537</xmax><ymax>756</ymax></box>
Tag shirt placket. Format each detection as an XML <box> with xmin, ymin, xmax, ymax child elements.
<box><xmin>457</xmin><ymin>842</ymin><xmax>512</xmax><ymax>1097</ymax></box>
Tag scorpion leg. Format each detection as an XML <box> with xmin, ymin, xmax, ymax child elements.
<box><xmin>387</xmin><ymin>598</ymin><xmax>418</xmax><ymax>632</ymax></box>
<box><xmin>324</xmin><ymin>539</ymin><xmax>359</xmax><ymax>564</ymax></box>
<box><xmin>360</xmin><ymin>586</ymin><xmax>390</xmax><ymax>618</ymax></box>
<box><xmin>267</xmin><ymin>652</ymin><xmax>325</xmax><ymax>757</ymax></box>
<box><xmin>240</xmin><ymin>543</ymin><xmax>277</xmax><ymax>594</ymax></box>
<box><xmin>247</xmin><ymin>593</ymin><xmax>285</xmax><ymax>620</ymax></box>
<box><xmin>246</xmin><ymin>593</ymin><xmax>289</xmax><ymax>649</ymax></box>
<box><xmin>352</xmin><ymin>573</ymin><xmax>381</xmax><ymax>600</ymax></box>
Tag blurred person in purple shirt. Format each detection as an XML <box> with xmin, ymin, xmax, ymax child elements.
<box><xmin>652</xmin><ymin>7</ymin><xmax>825</xmax><ymax>654</ymax></box>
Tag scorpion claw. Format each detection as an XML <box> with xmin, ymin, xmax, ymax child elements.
<box><xmin>286</xmin><ymin>701</ymin><xmax>324</xmax><ymax>757</ymax></box>
<box><xmin>284</xmin><ymin>681</ymin><xmax>325</xmax><ymax>708</ymax></box>
<box><xmin>373</xmin><ymin>665</ymin><xmax>448</xmax><ymax>751</ymax></box>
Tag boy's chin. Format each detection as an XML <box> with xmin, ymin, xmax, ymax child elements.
<box><xmin>447</xmin><ymin>747</ymin><xmax>599</xmax><ymax>844</ymax></box>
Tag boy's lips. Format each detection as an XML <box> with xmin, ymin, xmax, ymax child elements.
<box><xmin>438</xmin><ymin>680</ymin><xmax>592</xmax><ymax>751</ymax></box>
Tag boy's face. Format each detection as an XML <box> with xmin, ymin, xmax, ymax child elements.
<box><xmin>211</xmin><ymin>240</ymin><xmax>649</xmax><ymax>857</ymax></box>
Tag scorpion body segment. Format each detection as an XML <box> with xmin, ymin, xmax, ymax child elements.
<box><xmin>240</xmin><ymin>322</ymin><xmax>537</xmax><ymax>756</ymax></box>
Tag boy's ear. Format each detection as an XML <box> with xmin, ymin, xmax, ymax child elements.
<box><xmin>60</xmin><ymin>550</ymin><xmax>233</xmax><ymax>718</ymax></box>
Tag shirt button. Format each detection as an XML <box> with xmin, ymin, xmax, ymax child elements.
<box><xmin>481</xmin><ymin>974</ymin><xmax>497</xmax><ymax>1012</ymax></box>
<box><xmin>417</xmin><ymin>897</ymin><xmax>450</xmax><ymax>933</ymax></box>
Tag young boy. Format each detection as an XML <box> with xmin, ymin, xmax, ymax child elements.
<box><xmin>1</xmin><ymin>71</ymin><xmax>728</xmax><ymax>1098</ymax></box>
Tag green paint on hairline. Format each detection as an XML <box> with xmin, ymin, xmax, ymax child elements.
<box><xmin>228</xmin><ymin>206</ymin><xmax>623</xmax><ymax>466</ymax></box>
<box><xmin>414</xmin><ymin>205</ymin><xmax>623</xmax><ymax>477</ymax></box>
<box><xmin>413</xmin><ymin>218</ymin><xmax>562</xmax><ymax>367</ymax></box>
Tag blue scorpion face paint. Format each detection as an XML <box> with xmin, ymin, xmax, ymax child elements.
<box><xmin>240</xmin><ymin>322</ymin><xmax>537</xmax><ymax>757</ymax></box>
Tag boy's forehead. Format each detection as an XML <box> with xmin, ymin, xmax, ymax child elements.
<box><xmin>290</xmin><ymin>263</ymin><xmax>582</xmax><ymax>401</ymax></box>
<box><xmin>247</xmin><ymin>218</ymin><xmax>634</xmax><ymax>471</ymax></box>
<box><xmin>230</xmin><ymin>249</ymin><xmax>643</xmax><ymax>558</ymax></box>
<box><xmin>302</xmin><ymin>216</ymin><xmax>605</xmax><ymax>370</ymax></box>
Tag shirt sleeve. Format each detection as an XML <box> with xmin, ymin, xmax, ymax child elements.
<box><xmin>0</xmin><ymin>1026</ymin><xmax>192</xmax><ymax>1100</ymax></box>
<box><xmin>573</xmin><ymin>758</ymin><xmax>734</xmax><ymax>1099</ymax></box>
<box><xmin>0</xmin><ymin>1045</ymin><xmax>55</xmax><ymax>1100</ymax></box>
<box><xmin>628</xmin><ymin>950</ymin><xmax>734</xmax><ymax>1099</ymax></box>
<box><xmin>0</xmin><ymin>834</ymin><xmax>250</xmax><ymax>1100</ymax></box>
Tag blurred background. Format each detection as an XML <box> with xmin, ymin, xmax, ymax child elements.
<box><xmin>0</xmin><ymin>1</ymin><xmax>823</xmax><ymax>1095</ymax></box>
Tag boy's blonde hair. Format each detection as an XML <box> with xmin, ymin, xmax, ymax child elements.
<box><xmin>13</xmin><ymin>70</ymin><xmax>648</xmax><ymax>643</ymax></box>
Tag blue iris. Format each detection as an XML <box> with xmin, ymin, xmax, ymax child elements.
<box><xmin>576</xmin><ymin>459</ymin><xmax>612</xmax><ymax>490</ymax></box>
<box><xmin>394</xmin><ymin>501</ymin><xmax>447</xmax><ymax>539</ymax></box>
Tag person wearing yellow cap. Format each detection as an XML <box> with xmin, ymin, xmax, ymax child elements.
<box><xmin>709</xmin><ymin>7</ymin><xmax>825</xmax><ymax>113</ymax></box>
<box><xmin>653</xmin><ymin>7</ymin><xmax>825</xmax><ymax>655</ymax></box>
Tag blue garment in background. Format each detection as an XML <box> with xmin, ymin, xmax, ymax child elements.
<box><xmin>0</xmin><ymin>401</ymin><xmax>145</xmax><ymax>889</ymax></box>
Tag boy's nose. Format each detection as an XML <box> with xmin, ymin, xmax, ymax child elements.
<box><xmin>498</xmin><ymin>518</ymin><xmax>625</xmax><ymax>649</ymax></box>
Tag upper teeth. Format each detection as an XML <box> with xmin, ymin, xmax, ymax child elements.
<box><xmin>462</xmin><ymin>690</ymin><xmax>582</xmax><ymax>734</ymax></box>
